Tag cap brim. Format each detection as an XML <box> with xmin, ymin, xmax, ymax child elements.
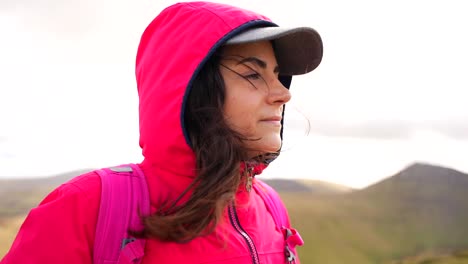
<box><xmin>226</xmin><ymin>26</ymin><xmax>323</xmax><ymax>75</ymax></box>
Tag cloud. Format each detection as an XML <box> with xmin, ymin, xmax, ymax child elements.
<box><xmin>429</xmin><ymin>120</ymin><xmax>468</xmax><ymax>140</ymax></box>
<box><xmin>285</xmin><ymin>117</ymin><xmax>468</xmax><ymax>140</ymax></box>
<box><xmin>310</xmin><ymin>120</ymin><xmax>413</xmax><ymax>140</ymax></box>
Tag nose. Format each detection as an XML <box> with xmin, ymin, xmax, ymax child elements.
<box><xmin>268</xmin><ymin>78</ymin><xmax>292</xmax><ymax>105</ymax></box>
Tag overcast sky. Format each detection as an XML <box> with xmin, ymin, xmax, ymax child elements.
<box><xmin>1</xmin><ymin>0</ymin><xmax>467</xmax><ymax>188</ymax></box>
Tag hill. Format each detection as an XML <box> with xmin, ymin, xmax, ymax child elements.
<box><xmin>388</xmin><ymin>248</ymin><xmax>468</xmax><ymax>264</ymax></box>
<box><xmin>287</xmin><ymin>162</ymin><xmax>468</xmax><ymax>263</ymax></box>
<box><xmin>360</xmin><ymin>162</ymin><xmax>468</xmax><ymax>198</ymax></box>
<box><xmin>2</xmin><ymin>162</ymin><xmax>468</xmax><ymax>264</ymax></box>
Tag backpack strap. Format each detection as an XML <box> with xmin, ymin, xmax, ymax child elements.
<box><xmin>253</xmin><ymin>179</ymin><xmax>304</xmax><ymax>264</ymax></box>
<box><xmin>94</xmin><ymin>164</ymin><xmax>150</xmax><ymax>264</ymax></box>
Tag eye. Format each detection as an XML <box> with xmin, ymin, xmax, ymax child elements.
<box><xmin>243</xmin><ymin>72</ymin><xmax>261</xmax><ymax>80</ymax></box>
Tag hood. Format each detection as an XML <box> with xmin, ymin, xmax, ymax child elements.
<box><xmin>135</xmin><ymin>2</ymin><xmax>282</xmax><ymax>178</ymax></box>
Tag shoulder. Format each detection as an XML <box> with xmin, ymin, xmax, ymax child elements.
<box><xmin>35</xmin><ymin>171</ymin><xmax>102</xmax><ymax>212</ymax></box>
<box><xmin>45</xmin><ymin>171</ymin><xmax>101</xmax><ymax>203</ymax></box>
<box><xmin>35</xmin><ymin>170</ymin><xmax>102</xmax><ymax>232</ymax></box>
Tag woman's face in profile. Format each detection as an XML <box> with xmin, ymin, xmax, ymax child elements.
<box><xmin>220</xmin><ymin>40</ymin><xmax>291</xmax><ymax>157</ymax></box>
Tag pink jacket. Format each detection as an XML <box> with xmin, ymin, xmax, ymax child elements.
<box><xmin>2</xmin><ymin>2</ymin><xmax>299</xmax><ymax>263</ymax></box>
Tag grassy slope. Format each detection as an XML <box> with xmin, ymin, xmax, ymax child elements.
<box><xmin>2</xmin><ymin>163</ymin><xmax>468</xmax><ymax>263</ymax></box>
<box><xmin>388</xmin><ymin>249</ymin><xmax>468</xmax><ymax>264</ymax></box>
<box><xmin>0</xmin><ymin>216</ymin><xmax>24</xmax><ymax>257</ymax></box>
<box><xmin>281</xmin><ymin>187</ymin><xmax>468</xmax><ymax>264</ymax></box>
<box><xmin>2</xmin><ymin>191</ymin><xmax>468</xmax><ymax>263</ymax></box>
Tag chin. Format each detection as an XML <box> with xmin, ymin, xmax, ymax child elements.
<box><xmin>244</xmin><ymin>132</ymin><xmax>282</xmax><ymax>158</ymax></box>
<box><xmin>254</xmin><ymin>138</ymin><xmax>282</xmax><ymax>155</ymax></box>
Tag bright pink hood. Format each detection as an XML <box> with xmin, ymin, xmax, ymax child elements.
<box><xmin>1</xmin><ymin>3</ymin><xmax>301</xmax><ymax>264</ymax></box>
<box><xmin>136</xmin><ymin>2</ymin><xmax>278</xmax><ymax>178</ymax></box>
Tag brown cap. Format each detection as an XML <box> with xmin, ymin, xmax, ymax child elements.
<box><xmin>226</xmin><ymin>26</ymin><xmax>323</xmax><ymax>75</ymax></box>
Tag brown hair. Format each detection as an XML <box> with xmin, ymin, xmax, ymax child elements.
<box><xmin>133</xmin><ymin>51</ymin><xmax>254</xmax><ymax>242</ymax></box>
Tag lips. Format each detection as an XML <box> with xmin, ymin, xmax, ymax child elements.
<box><xmin>260</xmin><ymin>116</ymin><xmax>282</xmax><ymax>122</ymax></box>
<box><xmin>260</xmin><ymin>116</ymin><xmax>282</xmax><ymax>127</ymax></box>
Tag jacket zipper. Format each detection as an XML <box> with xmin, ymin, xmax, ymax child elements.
<box><xmin>228</xmin><ymin>203</ymin><xmax>260</xmax><ymax>264</ymax></box>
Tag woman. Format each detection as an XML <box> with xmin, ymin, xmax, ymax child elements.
<box><xmin>1</xmin><ymin>2</ymin><xmax>322</xmax><ymax>264</ymax></box>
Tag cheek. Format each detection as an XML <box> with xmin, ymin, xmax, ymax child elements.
<box><xmin>224</xmin><ymin>97</ymin><xmax>258</xmax><ymax>134</ymax></box>
<box><xmin>224</xmin><ymin>104</ymin><xmax>257</xmax><ymax>134</ymax></box>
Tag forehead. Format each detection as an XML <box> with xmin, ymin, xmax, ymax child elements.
<box><xmin>221</xmin><ymin>41</ymin><xmax>276</xmax><ymax>63</ymax></box>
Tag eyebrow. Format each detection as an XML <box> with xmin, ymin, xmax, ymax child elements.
<box><xmin>237</xmin><ymin>57</ymin><xmax>280</xmax><ymax>74</ymax></box>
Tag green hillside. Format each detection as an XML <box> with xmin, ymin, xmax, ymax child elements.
<box><xmin>282</xmin><ymin>163</ymin><xmax>468</xmax><ymax>263</ymax></box>
<box><xmin>2</xmin><ymin>162</ymin><xmax>468</xmax><ymax>263</ymax></box>
<box><xmin>388</xmin><ymin>249</ymin><xmax>468</xmax><ymax>264</ymax></box>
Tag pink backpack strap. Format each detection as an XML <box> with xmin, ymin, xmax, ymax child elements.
<box><xmin>94</xmin><ymin>164</ymin><xmax>150</xmax><ymax>264</ymax></box>
<box><xmin>253</xmin><ymin>179</ymin><xmax>304</xmax><ymax>264</ymax></box>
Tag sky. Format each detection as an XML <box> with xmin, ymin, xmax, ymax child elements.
<box><xmin>0</xmin><ymin>0</ymin><xmax>467</xmax><ymax>188</ymax></box>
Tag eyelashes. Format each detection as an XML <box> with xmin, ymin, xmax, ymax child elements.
<box><xmin>220</xmin><ymin>63</ymin><xmax>258</xmax><ymax>88</ymax></box>
<box><xmin>220</xmin><ymin>55</ymin><xmax>280</xmax><ymax>90</ymax></box>
<box><xmin>220</xmin><ymin>63</ymin><xmax>267</xmax><ymax>89</ymax></box>
<box><xmin>243</xmin><ymin>72</ymin><xmax>261</xmax><ymax>81</ymax></box>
